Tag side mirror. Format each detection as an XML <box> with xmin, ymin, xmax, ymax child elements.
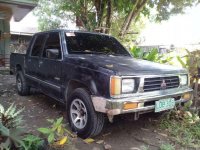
<box><xmin>46</xmin><ymin>48</ymin><xmax>60</xmax><ymax>59</ymax></box>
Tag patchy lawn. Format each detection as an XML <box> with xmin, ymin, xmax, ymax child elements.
<box><xmin>0</xmin><ymin>73</ymin><xmax>197</xmax><ymax>150</ymax></box>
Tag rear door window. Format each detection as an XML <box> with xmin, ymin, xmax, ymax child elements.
<box><xmin>31</xmin><ymin>34</ymin><xmax>46</xmax><ymax>57</ymax></box>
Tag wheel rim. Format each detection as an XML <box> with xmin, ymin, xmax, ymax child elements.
<box><xmin>70</xmin><ymin>99</ymin><xmax>88</xmax><ymax>129</ymax></box>
<box><xmin>17</xmin><ymin>76</ymin><xmax>22</xmax><ymax>91</ymax></box>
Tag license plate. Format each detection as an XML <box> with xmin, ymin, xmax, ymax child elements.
<box><xmin>155</xmin><ymin>98</ymin><xmax>175</xmax><ymax>112</ymax></box>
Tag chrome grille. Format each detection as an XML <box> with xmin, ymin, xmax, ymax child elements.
<box><xmin>143</xmin><ymin>76</ymin><xmax>179</xmax><ymax>92</ymax></box>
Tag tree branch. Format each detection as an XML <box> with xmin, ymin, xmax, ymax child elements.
<box><xmin>119</xmin><ymin>0</ymin><xmax>148</xmax><ymax>37</ymax></box>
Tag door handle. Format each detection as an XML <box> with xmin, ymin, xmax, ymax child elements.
<box><xmin>39</xmin><ymin>61</ymin><xmax>43</xmax><ymax>67</ymax></box>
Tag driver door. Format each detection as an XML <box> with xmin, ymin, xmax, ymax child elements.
<box><xmin>38</xmin><ymin>32</ymin><xmax>62</xmax><ymax>100</ymax></box>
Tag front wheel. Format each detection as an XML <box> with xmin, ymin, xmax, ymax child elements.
<box><xmin>67</xmin><ymin>88</ymin><xmax>105</xmax><ymax>138</ymax></box>
<box><xmin>16</xmin><ymin>71</ymin><xmax>30</xmax><ymax>96</ymax></box>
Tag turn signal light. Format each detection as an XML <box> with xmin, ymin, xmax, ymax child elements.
<box><xmin>123</xmin><ymin>102</ymin><xmax>138</xmax><ymax>110</ymax></box>
<box><xmin>110</xmin><ymin>76</ymin><xmax>121</xmax><ymax>96</ymax></box>
<box><xmin>183</xmin><ymin>93</ymin><xmax>192</xmax><ymax>101</ymax></box>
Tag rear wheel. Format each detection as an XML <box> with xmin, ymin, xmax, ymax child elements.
<box><xmin>16</xmin><ymin>71</ymin><xmax>30</xmax><ymax>96</ymax></box>
<box><xmin>67</xmin><ymin>88</ymin><xmax>105</xmax><ymax>138</ymax></box>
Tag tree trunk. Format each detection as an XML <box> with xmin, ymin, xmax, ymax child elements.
<box><xmin>94</xmin><ymin>0</ymin><xmax>105</xmax><ymax>28</ymax></box>
<box><xmin>79</xmin><ymin>0</ymin><xmax>90</xmax><ymax>30</ymax></box>
<box><xmin>105</xmin><ymin>0</ymin><xmax>112</xmax><ymax>33</ymax></box>
<box><xmin>119</xmin><ymin>0</ymin><xmax>148</xmax><ymax>37</ymax></box>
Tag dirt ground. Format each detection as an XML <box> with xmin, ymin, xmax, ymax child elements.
<box><xmin>0</xmin><ymin>73</ymin><xmax>180</xmax><ymax>150</ymax></box>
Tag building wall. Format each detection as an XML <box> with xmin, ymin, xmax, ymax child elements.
<box><xmin>0</xmin><ymin>0</ymin><xmax>36</xmax><ymax>67</ymax></box>
<box><xmin>10</xmin><ymin>34</ymin><xmax>32</xmax><ymax>54</ymax></box>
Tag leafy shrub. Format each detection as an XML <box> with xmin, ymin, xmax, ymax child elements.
<box><xmin>0</xmin><ymin>103</ymin><xmax>24</xmax><ymax>129</ymax></box>
<box><xmin>176</xmin><ymin>49</ymin><xmax>200</xmax><ymax>86</ymax></box>
<box><xmin>0</xmin><ymin>103</ymin><xmax>25</xmax><ymax>150</ymax></box>
<box><xmin>38</xmin><ymin>117</ymin><xmax>75</xmax><ymax>149</ymax></box>
<box><xmin>22</xmin><ymin>134</ymin><xmax>43</xmax><ymax>150</ymax></box>
<box><xmin>129</xmin><ymin>46</ymin><xmax>173</xmax><ymax>64</ymax></box>
<box><xmin>0</xmin><ymin>104</ymin><xmax>74</xmax><ymax>150</ymax></box>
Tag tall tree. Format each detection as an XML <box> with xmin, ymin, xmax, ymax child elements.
<box><xmin>34</xmin><ymin>0</ymin><xmax>199</xmax><ymax>38</ymax></box>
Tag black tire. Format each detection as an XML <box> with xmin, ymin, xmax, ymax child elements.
<box><xmin>67</xmin><ymin>88</ymin><xmax>105</xmax><ymax>138</ymax></box>
<box><xmin>16</xmin><ymin>71</ymin><xmax>30</xmax><ymax>96</ymax></box>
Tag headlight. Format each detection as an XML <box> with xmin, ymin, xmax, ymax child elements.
<box><xmin>110</xmin><ymin>76</ymin><xmax>135</xmax><ymax>96</ymax></box>
<box><xmin>180</xmin><ymin>75</ymin><xmax>188</xmax><ymax>86</ymax></box>
<box><xmin>122</xmin><ymin>79</ymin><xmax>135</xmax><ymax>93</ymax></box>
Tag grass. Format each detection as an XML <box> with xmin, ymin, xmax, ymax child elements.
<box><xmin>140</xmin><ymin>145</ymin><xmax>150</xmax><ymax>150</ymax></box>
<box><xmin>159</xmin><ymin>143</ymin><xmax>175</xmax><ymax>150</ymax></box>
<box><xmin>159</xmin><ymin>109</ymin><xmax>200</xmax><ymax>149</ymax></box>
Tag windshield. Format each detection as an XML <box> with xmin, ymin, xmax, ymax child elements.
<box><xmin>65</xmin><ymin>32</ymin><xmax>131</xmax><ymax>56</ymax></box>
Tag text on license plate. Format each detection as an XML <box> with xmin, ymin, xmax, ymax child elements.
<box><xmin>155</xmin><ymin>98</ymin><xmax>175</xmax><ymax>112</ymax></box>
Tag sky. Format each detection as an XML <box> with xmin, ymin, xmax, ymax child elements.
<box><xmin>140</xmin><ymin>4</ymin><xmax>200</xmax><ymax>46</ymax></box>
<box><xmin>10</xmin><ymin>4</ymin><xmax>200</xmax><ymax>46</ymax></box>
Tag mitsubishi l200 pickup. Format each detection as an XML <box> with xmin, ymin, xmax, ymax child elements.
<box><xmin>10</xmin><ymin>30</ymin><xmax>193</xmax><ymax>138</ymax></box>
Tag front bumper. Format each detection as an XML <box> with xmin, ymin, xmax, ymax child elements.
<box><xmin>91</xmin><ymin>87</ymin><xmax>193</xmax><ymax>116</ymax></box>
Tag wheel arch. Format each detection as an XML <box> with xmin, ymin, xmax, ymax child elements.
<box><xmin>64</xmin><ymin>79</ymin><xmax>97</xmax><ymax>104</ymax></box>
<box><xmin>16</xmin><ymin>64</ymin><xmax>22</xmax><ymax>72</ymax></box>
<box><xmin>15</xmin><ymin>64</ymin><xmax>26</xmax><ymax>75</ymax></box>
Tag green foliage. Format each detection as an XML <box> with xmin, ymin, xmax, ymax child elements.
<box><xmin>176</xmin><ymin>49</ymin><xmax>200</xmax><ymax>85</ymax></box>
<box><xmin>143</xmin><ymin>48</ymin><xmax>158</xmax><ymax>61</ymax></box>
<box><xmin>34</xmin><ymin>0</ymin><xmax>68</xmax><ymax>31</ymax></box>
<box><xmin>0</xmin><ymin>123</ymin><xmax>25</xmax><ymax>150</ymax></box>
<box><xmin>184</xmin><ymin>100</ymin><xmax>193</xmax><ymax>111</ymax></box>
<box><xmin>130</xmin><ymin>46</ymin><xmax>144</xmax><ymax>58</ymax></box>
<box><xmin>34</xmin><ymin>0</ymin><xmax>198</xmax><ymax>42</ymax></box>
<box><xmin>38</xmin><ymin>117</ymin><xmax>62</xmax><ymax>143</ymax></box>
<box><xmin>159</xmin><ymin>109</ymin><xmax>200</xmax><ymax>148</ymax></box>
<box><xmin>0</xmin><ymin>104</ymin><xmax>74</xmax><ymax>150</ymax></box>
<box><xmin>0</xmin><ymin>103</ymin><xmax>24</xmax><ymax>129</ymax></box>
<box><xmin>0</xmin><ymin>103</ymin><xmax>25</xmax><ymax>150</ymax></box>
<box><xmin>159</xmin><ymin>143</ymin><xmax>175</xmax><ymax>150</ymax></box>
<box><xmin>22</xmin><ymin>134</ymin><xmax>43</xmax><ymax>150</ymax></box>
<box><xmin>129</xmin><ymin>46</ymin><xmax>173</xmax><ymax>64</ymax></box>
<box><xmin>150</xmin><ymin>0</ymin><xmax>198</xmax><ymax>22</ymax></box>
<box><xmin>38</xmin><ymin>117</ymin><xmax>73</xmax><ymax>148</ymax></box>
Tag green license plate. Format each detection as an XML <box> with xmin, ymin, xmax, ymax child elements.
<box><xmin>155</xmin><ymin>98</ymin><xmax>175</xmax><ymax>112</ymax></box>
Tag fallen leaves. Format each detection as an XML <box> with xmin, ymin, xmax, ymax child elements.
<box><xmin>104</xmin><ymin>143</ymin><xmax>112</xmax><ymax>150</ymax></box>
<box><xmin>83</xmin><ymin>138</ymin><xmax>112</xmax><ymax>150</ymax></box>
<box><xmin>102</xmin><ymin>132</ymin><xmax>111</xmax><ymax>137</ymax></box>
<box><xmin>96</xmin><ymin>140</ymin><xmax>104</xmax><ymax>144</ymax></box>
<box><xmin>83</xmin><ymin>138</ymin><xmax>95</xmax><ymax>144</ymax></box>
<box><xmin>57</xmin><ymin>136</ymin><xmax>68</xmax><ymax>145</ymax></box>
<box><xmin>157</xmin><ymin>132</ymin><xmax>168</xmax><ymax>137</ymax></box>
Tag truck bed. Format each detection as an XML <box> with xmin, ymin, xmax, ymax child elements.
<box><xmin>10</xmin><ymin>53</ymin><xmax>25</xmax><ymax>74</ymax></box>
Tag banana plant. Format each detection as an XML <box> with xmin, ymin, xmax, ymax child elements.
<box><xmin>129</xmin><ymin>46</ymin><xmax>173</xmax><ymax>64</ymax></box>
<box><xmin>0</xmin><ymin>103</ymin><xmax>24</xmax><ymax>129</ymax></box>
<box><xmin>0</xmin><ymin>103</ymin><xmax>26</xmax><ymax>150</ymax></box>
<box><xmin>176</xmin><ymin>49</ymin><xmax>200</xmax><ymax>86</ymax></box>
<box><xmin>0</xmin><ymin>123</ymin><xmax>26</xmax><ymax>150</ymax></box>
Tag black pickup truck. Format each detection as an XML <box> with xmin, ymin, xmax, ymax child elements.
<box><xmin>10</xmin><ymin>30</ymin><xmax>193</xmax><ymax>138</ymax></box>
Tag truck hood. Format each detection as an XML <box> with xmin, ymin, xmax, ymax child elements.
<box><xmin>66</xmin><ymin>54</ymin><xmax>187</xmax><ymax>76</ymax></box>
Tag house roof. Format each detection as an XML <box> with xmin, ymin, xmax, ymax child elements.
<box><xmin>0</xmin><ymin>0</ymin><xmax>37</xmax><ymax>21</ymax></box>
